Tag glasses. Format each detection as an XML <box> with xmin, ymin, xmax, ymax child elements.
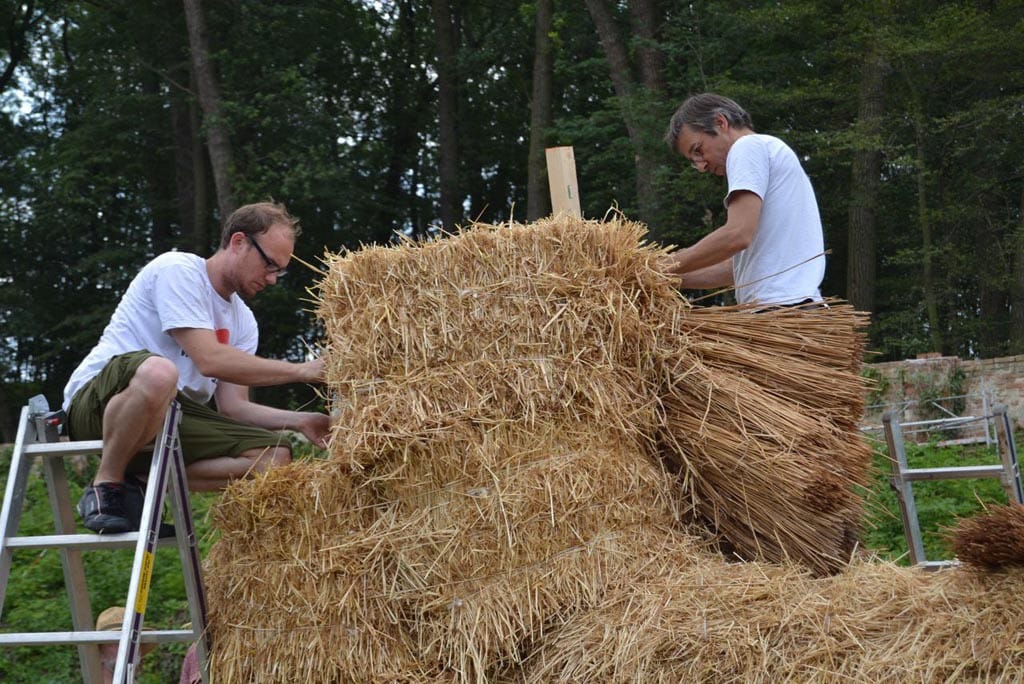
<box><xmin>246</xmin><ymin>234</ymin><xmax>287</xmax><ymax>277</ymax></box>
<box><xmin>687</xmin><ymin>139</ymin><xmax>706</xmax><ymax>170</ymax></box>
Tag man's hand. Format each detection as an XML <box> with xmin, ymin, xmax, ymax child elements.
<box><xmin>300</xmin><ymin>357</ymin><xmax>327</xmax><ymax>384</ymax></box>
<box><xmin>658</xmin><ymin>249</ymin><xmax>689</xmax><ymax>276</ymax></box>
<box><xmin>296</xmin><ymin>411</ymin><xmax>331</xmax><ymax>449</ymax></box>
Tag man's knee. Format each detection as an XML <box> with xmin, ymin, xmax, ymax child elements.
<box><xmin>249</xmin><ymin>445</ymin><xmax>292</xmax><ymax>471</ymax></box>
<box><xmin>132</xmin><ymin>356</ymin><xmax>178</xmax><ymax>399</ymax></box>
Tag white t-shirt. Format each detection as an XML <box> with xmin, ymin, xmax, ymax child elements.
<box><xmin>725</xmin><ymin>134</ymin><xmax>825</xmax><ymax>306</ymax></box>
<box><xmin>62</xmin><ymin>252</ymin><xmax>259</xmax><ymax>410</ymax></box>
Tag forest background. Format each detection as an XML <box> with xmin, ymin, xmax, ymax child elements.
<box><xmin>1</xmin><ymin>0</ymin><xmax>1024</xmax><ymax>440</ymax></box>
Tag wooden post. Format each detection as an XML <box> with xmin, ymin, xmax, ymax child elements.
<box><xmin>545</xmin><ymin>146</ymin><xmax>581</xmax><ymax>217</ymax></box>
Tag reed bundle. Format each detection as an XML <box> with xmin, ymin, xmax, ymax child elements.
<box><xmin>949</xmin><ymin>502</ymin><xmax>1024</xmax><ymax>569</ymax></box>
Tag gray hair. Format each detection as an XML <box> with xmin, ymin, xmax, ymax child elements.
<box><xmin>665</xmin><ymin>93</ymin><xmax>753</xmax><ymax>149</ymax></box>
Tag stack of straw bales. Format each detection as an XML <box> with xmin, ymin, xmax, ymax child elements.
<box><xmin>203</xmin><ymin>215</ymin><xmax>1024</xmax><ymax>681</ymax></box>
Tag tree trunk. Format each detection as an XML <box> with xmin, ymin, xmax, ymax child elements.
<box><xmin>171</xmin><ymin>90</ymin><xmax>197</xmax><ymax>245</ymax></box>
<box><xmin>584</xmin><ymin>0</ymin><xmax>665</xmax><ymax>228</ymax></box>
<box><xmin>141</xmin><ymin>70</ymin><xmax>174</xmax><ymax>253</ymax></box>
<box><xmin>911</xmin><ymin>93</ymin><xmax>942</xmax><ymax>353</ymax></box>
<box><xmin>526</xmin><ymin>0</ymin><xmax>554</xmax><ymax>221</ymax></box>
<box><xmin>370</xmin><ymin>0</ymin><xmax>431</xmax><ymax>241</ymax></box>
<box><xmin>182</xmin><ymin>0</ymin><xmax>237</xmax><ymax>221</ymax></box>
<box><xmin>630</xmin><ymin>0</ymin><xmax>665</xmax><ymax>92</ymax></box>
<box><xmin>170</xmin><ymin>74</ymin><xmax>210</xmax><ymax>254</ymax></box>
<box><xmin>846</xmin><ymin>50</ymin><xmax>888</xmax><ymax>314</ymax></box>
<box><xmin>431</xmin><ymin>0</ymin><xmax>461</xmax><ymax>230</ymax></box>
<box><xmin>1010</xmin><ymin>188</ymin><xmax>1024</xmax><ymax>354</ymax></box>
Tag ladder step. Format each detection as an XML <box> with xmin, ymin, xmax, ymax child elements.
<box><xmin>902</xmin><ymin>464</ymin><xmax>1005</xmax><ymax>481</ymax></box>
<box><xmin>23</xmin><ymin>440</ymin><xmax>105</xmax><ymax>457</ymax></box>
<box><xmin>0</xmin><ymin>629</ymin><xmax>196</xmax><ymax>647</ymax></box>
<box><xmin>5</xmin><ymin>533</ymin><xmax>179</xmax><ymax>551</ymax></box>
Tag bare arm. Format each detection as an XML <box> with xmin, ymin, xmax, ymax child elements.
<box><xmin>678</xmin><ymin>259</ymin><xmax>735</xmax><ymax>289</ymax></box>
<box><xmin>661</xmin><ymin>190</ymin><xmax>763</xmax><ymax>280</ymax></box>
<box><xmin>215</xmin><ymin>382</ymin><xmax>331</xmax><ymax>448</ymax></box>
<box><xmin>169</xmin><ymin>328</ymin><xmax>324</xmax><ymax>387</ymax></box>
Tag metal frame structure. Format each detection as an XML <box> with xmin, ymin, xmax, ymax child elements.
<box><xmin>882</xmin><ymin>405</ymin><xmax>1023</xmax><ymax>569</ymax></box>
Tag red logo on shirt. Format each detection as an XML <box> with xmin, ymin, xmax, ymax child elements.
<box><xmin>215</xmin><ymin>328</ymin><xmax>229</xmax><ymax>344</ymax></box>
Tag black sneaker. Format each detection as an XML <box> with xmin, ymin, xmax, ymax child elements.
<box><xmin>124</xmin><ymin>475</ymin><xmax>176</xmax><ymax>539</ymax></box>
<box><xmin>77</xmin><ymin>482</ymin><xmax>134</xmax><ymax>534</ymax></box>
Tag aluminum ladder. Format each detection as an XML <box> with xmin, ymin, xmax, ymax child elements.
<box><xmin>882</xmin><ymin>404</ymin><xmax>1024</xmax><ymax>569</ymax></box>
<box><xmin>0</xmin><ymin>396</ymin><xmax>209</xmax><ymax>683</ymax></box>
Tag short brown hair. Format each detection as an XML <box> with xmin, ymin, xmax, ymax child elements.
<box><xmin>219</xmin><ymin>201</ymin><xmax>301</xmax><ymax>248</ymax></box>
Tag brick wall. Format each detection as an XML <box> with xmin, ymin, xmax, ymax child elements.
<box><xmin>864</xmin><ymin>354</ymin><xmax>1024</xmax><ymax>430</ymax></box>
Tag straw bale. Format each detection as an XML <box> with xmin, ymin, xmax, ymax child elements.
<box><xmin>367</xmin><ymin>426</ymin><xmax>694</xmax><ymax>680</ymax></box>
<box><xmin>204</xmin><ymin>462</ymin><xmax>426</xmax><ymax>682</ymax></box>
<box><xmin>524</xmin><ymin>556</ymin><xmax>1024</xmax><ymax>683</ymax></box>
<box><xmin>949</xmin><ymin>502</ymin><xmax>1024</xmax><ymax>569</ymax></box>
<box><xmin>313</xmin><ymin>215</ymin><xmax>871</xmax><ymax>575</ymax></box>
<box><xmin>328</xmin><ymin>359</ymin><xmax>659</xmax><ymax>473</ymax></box>
<box><xmin>316</xmin><ymin>217</ymin><xmax>675</xmax><ymax>470</ymax></box>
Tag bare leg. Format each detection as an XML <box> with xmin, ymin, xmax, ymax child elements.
<box><xmin>95</xmin><ymin>356</ymin><xmax>178</xmax><ymax>485</ymax></box>
<box><xmin>185</xmin><ymin>445</ymin><xmax>292</xmax><ymax>492</ymax></box>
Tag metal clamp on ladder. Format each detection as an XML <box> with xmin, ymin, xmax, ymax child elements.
<box><xmin>0</xmin><ymin>396</ymin><xmax>209</xmax><ymax>683</ymax></box>
<box><xmin>882</xmin><ymin>404</ymin><xmax>1024</xmax><ymax>569</ymax></box>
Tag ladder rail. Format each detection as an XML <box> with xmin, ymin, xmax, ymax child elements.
<box><xmin>43</xmin><ymin>451</ymin><xmax>104</xmax><ymax>681</ymax></box>
<box><xmin>0</xmin><ymin>405</ymin><xmax>36</xmax><ymax>614</ymax></box>
<box><xmin>167</xmin><ymin>437</ymin><xmax>211</xmax><ymax>681</ymax></box>
<box><xmin>995</xmin><ymin>407</ymin><xmax>1024</xmax><ymax>504</ymax></box>
<box><xmin>883</xmin><ymin>410</ymin><xmax>927</xmax><ymax>566</ymax></box>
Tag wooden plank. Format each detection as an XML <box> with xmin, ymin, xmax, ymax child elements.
<box><xmin>545</xmin><ymin>146</ymin><xmax>582</xmax><ymax>217</ymax></box>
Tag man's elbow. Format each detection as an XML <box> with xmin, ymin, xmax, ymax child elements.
<box><xmin>192</xmin><ymin>358</ymin><xmax>220</xmax><ymax>379</ymax></box>
<box><xmin>726</xmin><ymin>227</ymin><xmax>754</xmax><ymax>252</ymax></box>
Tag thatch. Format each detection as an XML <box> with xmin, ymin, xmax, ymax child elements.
<box><xmin>949</xmin><ymin>502</ymin><xmax>1024</xmax><ymax>569</ymax></box>
<box><xmin>197</xmin><ymin>215</ymin><xmax>1021</xmax><ymax>682</ymax></box>
<box><xmin>523</xmin><ymin>554</ymin><xmax>1024</xmax><ymax>682</ymax></box>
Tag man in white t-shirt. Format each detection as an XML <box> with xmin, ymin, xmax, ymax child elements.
<box><xmin>63</xmin><ymin>202</ymin><xmax>330</xmax><ymax>533</ymax></box>
<box><xmin>660</xmin><ymin>93</ymin><xmax>826</xmax><ymax>307</ymax></box>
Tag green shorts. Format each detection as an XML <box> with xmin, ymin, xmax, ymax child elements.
<box><xmin>66</xmin><ymin>351</ymin><xmax>289</xmax><ymax>474</ymax></box>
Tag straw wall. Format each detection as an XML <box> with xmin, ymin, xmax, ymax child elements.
<box><xmin>202</xmin><ymin>215</ymin><xmax>1022</xmax><ymax>682</ymax></box>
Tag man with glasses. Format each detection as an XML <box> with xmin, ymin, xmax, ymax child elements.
<box><xmin>660</xmin><ymin>93</ymin><xmax>826</xmax><ymax>308</ymax></box>
<box><xmin>63</xmin><ymin>201</ymin><xmax>330</xmax><ymax>533</ymax></box>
